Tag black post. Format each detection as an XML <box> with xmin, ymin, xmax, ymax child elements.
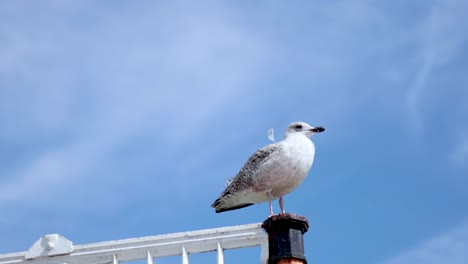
<box><xmin>262</xmin><ymin>213</ymin><xmax>309</xmax><ymax>264</ymax></box>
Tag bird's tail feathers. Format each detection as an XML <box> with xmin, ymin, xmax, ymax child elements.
<box><xmin>211</xmin><ymin>193</ymin><xmax>254</xmax><ymax>213</ymax></box>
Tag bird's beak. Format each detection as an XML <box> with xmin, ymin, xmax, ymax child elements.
<box><xmin>310</xmin><ymin>126</ymin><xmax>325</xmax><ymax>133</ymax></box>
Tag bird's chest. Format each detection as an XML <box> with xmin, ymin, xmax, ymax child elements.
<box><xmin>254</xmin><ymin>138</ymin><xmax>315</xmax><ymax>195</ymax></box>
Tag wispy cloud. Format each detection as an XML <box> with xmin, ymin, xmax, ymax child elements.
<box><xmin>382</xmin><ymin>220</ymin><xmax>468</xmax><ymax>264</ymax></box>
<box><xmin>453</xmin><ymin>136</ymin><xmax>468</xmax><ymax>167</ymax></box>
<box><xmin>406</xmin><ymin>0</ymin><xmax>468</xmax><ymax>130</ymax></box>
<box><xmin>406</xmin><ymin>49</ymin><xmax>433</xmax><ymax>131</ymax></box>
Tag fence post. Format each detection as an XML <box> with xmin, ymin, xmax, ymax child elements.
<box><xmin>262</xmin><ymin>213</ymin><xmax>309</xmax><ymax>264</ymax></box>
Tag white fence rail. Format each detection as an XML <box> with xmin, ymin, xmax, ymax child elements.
<box><xmin>0</xmin><ymin>223</ymin><xmax>268</xmax><ymax>264</ymax></box>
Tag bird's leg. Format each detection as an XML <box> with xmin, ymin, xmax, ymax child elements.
<box><xmin>268</xmin><ymin>190</ymin><xmax>274</xmax><ymax>216</ymax></box>
<box><xmin>279</xmin><ymin>196</ymin><xmax>285</xmax><ymax>214</ymax></box>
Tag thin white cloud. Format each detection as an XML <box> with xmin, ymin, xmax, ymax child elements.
<box><xmin>0</xmin><ymin>150</ymin><xmax>79</xmax><ymax>203</ymax></box>
<box><xmin>406</xmin><ymin>0</ymin><xmax>468</xmax><ymax>130</ymax></box>
<box><xmin>406</xmin><ymin>49</ymin><xmax>433</xmax><ymax>131</ymax></box>
<box><xmin>382</xmin><ymin>220</ymin><xmax>468</xmax><ymax>264</ymax></box>
<box><xmin>453</xmin><ymin>136</ymin><xmax>468</xmax><ymax>167</ymax></box>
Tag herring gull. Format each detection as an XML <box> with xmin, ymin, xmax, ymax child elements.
<box><xmin>211</xmin><ymin>121</ymin><xmax>325</xmax><ymax>215</ymax></box>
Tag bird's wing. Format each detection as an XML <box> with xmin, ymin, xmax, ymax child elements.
<box><xmin>211</xmin><ymin>143</ymin><xmax>283</xmax><ymax>212</ymax></box>
<box><xmin>222</xmin><ymin>143</ymin><xmax>282</xmax><ymax>194</ymax></box>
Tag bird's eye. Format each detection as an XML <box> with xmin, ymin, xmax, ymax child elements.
<box><xmin>295</xmin><ymin>124</ymin><xmax>303</xmax><ymax>130</ymax></box>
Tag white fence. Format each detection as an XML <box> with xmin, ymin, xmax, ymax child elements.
<box><xmin>0</xmin><ymin>223</ymin><xmax>268</xmax><ymax>264</ymax></box>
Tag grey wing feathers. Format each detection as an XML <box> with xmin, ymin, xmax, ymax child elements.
<box><xmin>225</xmin><ymin>143</ymin><xmax>280</xmax><ymax>193</ymax></box>
<box><xmin>211</xmin><ymin>143</ymin><xmax>282</xmax><ymax>213</ymax></box>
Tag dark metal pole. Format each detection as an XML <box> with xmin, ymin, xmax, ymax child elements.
<box><xmin>262</xmin><ymin>213</ymin><xmax>309</xmax><ymax>264</ymax></box>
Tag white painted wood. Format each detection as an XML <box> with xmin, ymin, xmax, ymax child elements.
<box><xmin>147</xmin><ymin>251</ymin><xmax>154</xmax><ymax>264</ymax></box>
<box><xmin>0</xmin><ymin>223</ymin><xmax>268</xmax><ymax>264</ymax></box>
<box><xmin>181</xmin><ymin>246</ymin><xmax>188</xmax><ymax>264</ymax></box>
<box><xmin>216</xmin><ymin>242</ymin><xmax>224</xmax><ymax>264</ymax></box>
<box><xmin>260</xmin><ymin>239</ymin><xmax>269</xmax><ymax>264</ymax></box>
<box><xmin>25</xmin><ymin>234</ymin><xmax>73</xmax><ymax>259</ymax></box>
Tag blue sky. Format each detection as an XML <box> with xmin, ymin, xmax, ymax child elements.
<box><xmin>1</xmin><ymin>1</ymin><xmax>468</xmax><ymax>263</ymax></box>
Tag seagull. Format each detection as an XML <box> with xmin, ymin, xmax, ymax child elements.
<box><xmin>211</xmin><ymin>121</ymin><xmax>325</xmax><ymax>216</ymax></box>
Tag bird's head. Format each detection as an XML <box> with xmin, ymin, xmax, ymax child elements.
<box><xmin>285</xmin><ymin>121</ymin><xmax>325</xmax><ymax>138</ymax></box>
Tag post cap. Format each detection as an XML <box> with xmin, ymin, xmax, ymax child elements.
<box><xmin>262</xmin><ymin>213</ymin><xmax>309</xmax><ymax>234</ymax></box>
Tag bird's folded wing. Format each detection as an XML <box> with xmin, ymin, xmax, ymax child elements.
<box><xmin>224</xmin><ymin>143</ymin><xmax>282</xmax><ymax>193</ymax></box>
